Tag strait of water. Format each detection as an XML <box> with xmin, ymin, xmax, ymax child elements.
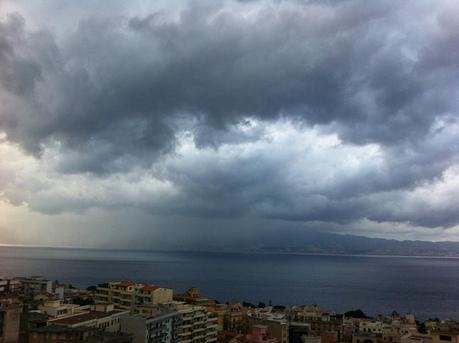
<box><xmin>1</xmin><ymin>246</ymin><xmax>458</xmax><ymax>320</ymax></box>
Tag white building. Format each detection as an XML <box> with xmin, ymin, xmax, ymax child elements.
<box><xmin>47</xmin><ymin>303</ymin><xmax>129</xmax><ymax>333</ymax></box>
<box><xmin>121</xmin><ymin>310</ymin><xmax>181</xmax><ymax>343</ymax></box>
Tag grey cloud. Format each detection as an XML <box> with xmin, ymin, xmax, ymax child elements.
<box><xmin>144</xmin><ymin>126</ymin><xmax>458</xmax><ymax>228</ymax></box>
<box><xmin>0</xmin><ymin>14</ymin><xmax>42</xmax><ymax>95</ymax></box>
<box><xmin>1</xmin><ymin>0</ymin><xmax>459</xmax><ymax>233</ymax></box>
<box><xmin>1</xmin><ymin>0</ymin><xmax>458</xmax><ymax>170</ymax></box>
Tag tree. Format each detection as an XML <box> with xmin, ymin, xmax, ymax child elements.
<box><xmin>242</xmin><ymin>301</ymin><xmax>255</xmax><ymax>308</ymax></box>
<box><xmin>344</xmin><ymin>309</ymin><xmax>369</xmax><ymax>319</ymax></box>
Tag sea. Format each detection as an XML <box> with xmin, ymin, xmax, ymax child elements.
<box><xmin>1</xmin><ymin>245</ymin><xmax>458</xmax><ymax>320</ymax></box>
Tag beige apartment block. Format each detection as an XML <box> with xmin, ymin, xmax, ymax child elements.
<box><xmin>96</xmin><ymin>281</ymin><xmax>173</xmax><ymax>311</ymax></box>
<box><xmin>38</xmin><ymin>299</ymin><xmax>89</xmax><ymax>318</ymax></box>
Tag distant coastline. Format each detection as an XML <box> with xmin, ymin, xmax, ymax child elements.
<box><xmin>3</xmin><ymin>242</ymin><xmax>459</xmax><ymax>259</ymax></box>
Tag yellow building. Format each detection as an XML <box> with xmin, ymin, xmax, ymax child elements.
<box><xmin>95</xmin><ymin>281</ymin><xmax>173</xmax><ymax>311</ymax></box>
<box><xmin>39</xmin><ymin>299</ymin><xmax>89</xmax><ymax>318</ymax></box>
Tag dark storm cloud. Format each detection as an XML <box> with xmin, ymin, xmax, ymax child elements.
<box><xmin>1</xmin><ymin>1</ymin><xmax>457</xmax><ymax>165</ymax></box>
<box><xmin>149</xmin><ymin>134</ymin><xmax>459</xmax><ymax>228</ymax></box>
<box><xmin>1</xmin><ymin>0</ymin><xmax>459</xmax><ymax>231</ymax></box>
<box><xmin>0</xmin><ymin>14</ymin><xmax>42</xmax><ymax>96</ymax></box>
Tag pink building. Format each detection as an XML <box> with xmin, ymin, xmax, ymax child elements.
<box><xmin>234</xmin><ymin>325</ymin><xmax>278</xmax><ymax>343</ymax></box>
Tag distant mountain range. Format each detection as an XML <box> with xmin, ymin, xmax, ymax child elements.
<box><xmin>252</xmin><ymin>231</ymin><xmax>459</xmax><ymax>257</ymax></box>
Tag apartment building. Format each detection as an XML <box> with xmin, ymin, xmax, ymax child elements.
<box><xmin>0</xmin><ymin>279</ymin><xmax>21</xmax><ymax>295</ymax></box>
<box><xmin>47</xmin><ymin>303</ymin><xmax>129</xmax><ymax>333</ymax></box>
<box><xmin>248</xmin><ymin>316</ymin><xmax>289</xmax><ymax>343</ymax></box>
<box><xmin>205</xmin><ymin>310</ymin><xmax>218</xmax><ymax>343</ymax></box>
<box><xmin>29</xmin><ymin>325</ymin><xmax>99</xmax><ymax>343</ymax></box>
<box><xmin>230</xmin><ymin>325</ymin><xmax>278</xmax><ymax>343</ymax></box>
<box><xmin>174</xmin><ymin>288</ymin><xmax>216</xmax><ymax>308</ymax></box>
<box><xmin>29</xmin><ymin>325</ymin><xmax>133</xmax><ymax>343</ymax></box>
<box><xmin>289</xmin><ymin>305</ymin><xmax>342</xmax><ymax>343</ymax></box>
<box><xmin>289</xmin><ymin>306</ymin><xmax>332</xmax><ymax>323</ymax></box>
<box><xmin>175</xmin><ymin>303</ymin><xmax>218</xmax><ymax>343</ymax></box>
<box><xmin>393</xmin><ymin>317</ymin><xmax>418</xmax><ymax>336</ymax></box>
<box><xmin>121</xmin><ymin>310</ymin><xmax>181</xmax><ymax>343</ymax></box>
<box><xmin>96</xmin><ymin>281</ymin><xmax>173</xmax><ymax>311</ymax></box>
<box><xmin>359</xmin><ymin>321</ymin><xmax>384</xmax><ymax>334</ymax></box>
<box><xmin>0</xmin><ymin>282</ymin><xmax>7</xmax><ymax>296</ymax></box>
<box><xmin>224</xmin><ymin>304</ymin><xmax>249</xmax><ymax>334</ymax></box>
<box><xmin>15</xmin><ymin>277</ymin><xmax>53</xmax><ymax>298</ymax></box>
<box><xmin>289</xmin><ymin>322</ymin><xmax>310</xmax><ymax>343</ymax></box>
<box><xmin>38</xmin><ymin>298</ymin><xmax>89</xmax><ymax>318</ymax></box>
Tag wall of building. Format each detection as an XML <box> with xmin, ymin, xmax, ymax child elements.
<box><xmin>121</xmin><ymin>316</ymin><xmax>148</xmax><ymax>343</ymax></box>
<box><xmin>0</xmin><ymin>298</ymin><xmax>22</xmax><ymax>343</ymax></box>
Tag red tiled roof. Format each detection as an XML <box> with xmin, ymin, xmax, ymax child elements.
<box><xmin>231</xmin><ymin>303</ymin><xmax>243</xmax><ymax>311</ymax></box>
<box><xmin>118</xmin><ymin>281</ymin><xmax>135</xmax><ymax>288</ymax></box>
<box><xmin>141</xmin><ymin>284</ymin><xmax>160</xmax><ymax>292</ymax></box>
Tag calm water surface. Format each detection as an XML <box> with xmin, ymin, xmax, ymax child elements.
<box><xmin>1</xmin><ymin>246</ymin><xmax>458</xmax><ymax>320</ymax></box>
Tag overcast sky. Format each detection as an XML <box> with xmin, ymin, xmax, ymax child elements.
<box><xmin>1</xmin><ymin>0</ymin><xmax>459</xmax><ymax>248</ymax></box>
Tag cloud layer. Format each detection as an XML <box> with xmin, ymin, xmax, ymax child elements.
<box><xmin>1</xmin><ymin>0</ymin><xmax>459</xmax><ymax>244</ymax></box>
